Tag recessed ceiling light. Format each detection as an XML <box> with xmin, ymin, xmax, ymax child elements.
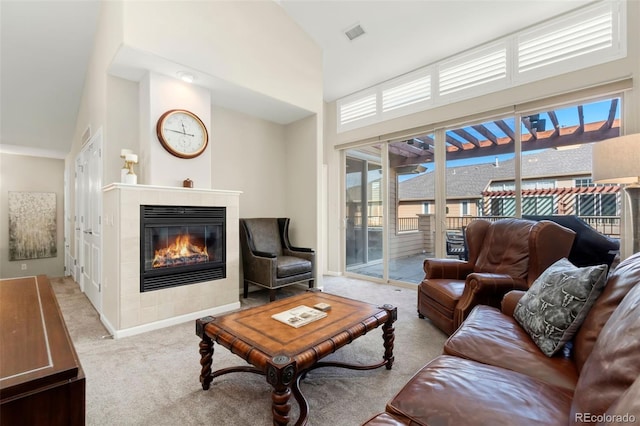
<box><xmin>177</xmin><ymin>71</ymin><xmax>195</xmax><ymax>83</ymax></box>
<box><xmin>344</xmin><ymin>24</ymin><xmax>365</xmax><ymax>41</ymax></box>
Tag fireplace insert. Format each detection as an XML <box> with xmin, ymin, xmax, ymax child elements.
<box><xmin>140</xmin><ymin>205</ymin><xmax>225</xmax><ymax>292</ymax></box>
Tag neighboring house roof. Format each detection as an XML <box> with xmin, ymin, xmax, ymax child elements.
<box><xmin>398</xmin><ymin>143</ymin><xmax>595</xmax><ymax>201</ymax></box>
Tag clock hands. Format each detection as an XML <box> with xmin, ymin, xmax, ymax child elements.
<box><xmin>166</xmin><ymin>128</ymin><xmax>195</xmax><ymax>137</ymax></box>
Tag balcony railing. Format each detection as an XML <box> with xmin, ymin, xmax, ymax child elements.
<box><xmin>398</xmin><ymin>217</ymin><xmax>419</xmax><ymax>232</ymax></box>
<box><xmin>447</xmin><ymin>216</ymin><xmax>620</xmax><ymax>238</ymax></box>
<box><xmin>398</xmin><ymin>215</ymin><xmax>620</xmax><ymax>238</ymax></box>
<box><xmin>353</xmin><ymin>215</ymin><xmax>619</xmax><ymax>238</ymax></box>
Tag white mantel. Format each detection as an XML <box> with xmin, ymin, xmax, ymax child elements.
<box><xmin>101</xmin><ymin>183</ymin><xmax>241</xmax><ymax>338</ymax></box>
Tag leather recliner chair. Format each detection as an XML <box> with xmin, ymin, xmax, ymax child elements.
<box><xmin>239</xmin><ymin>218</ymin><xmax>315</xmax><ymax>301</ymax></box>
<box><xmin>418</xmin><ymin>218</ymin><xmax>575</xmax><ymax>335</ymax></box>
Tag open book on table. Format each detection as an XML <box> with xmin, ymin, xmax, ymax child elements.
<box><xmin>272</xmin><ymin>305</ymin><xmax>327</xmax><ymax>328</ymax></box>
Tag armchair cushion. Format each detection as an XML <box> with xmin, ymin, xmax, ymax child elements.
<box><xmin>513</xmin><ymin>258</ymin><xmax>608</xmax><ymax>356</ymax></box>
<box><xmin>277</xmin><ymin>256</ymin><xmax>312</xmax><ymax>278</ymax></box>
<box><xmin>419</xmin><ymin>279</ymin><xmax>466</xmax><ymax>311</ymax></box>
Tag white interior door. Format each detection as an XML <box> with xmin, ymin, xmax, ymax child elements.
<box><xmin>64</xmin><ymin>167</ymin><xmax>73</xmax><ymax>279</ymax></box>
<box><xmin>76</xmin><ymin>129</ymin><xmax>103</xmax><ymax>312</ymax></box>
<box><xmin>75</xmin><ymin>157</ymin><xmax>84</xmax><ymax>285</ymax></box>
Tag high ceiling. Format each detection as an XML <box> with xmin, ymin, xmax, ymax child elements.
<box><xmin>278</xmin><ymin>0</ymin><xmax>591</xmax><ymax>102</ymax></box>
<box><xmin>0</xmin><ymin>0</ymin><xmax>591</xmax><ymax>157</ymax></box>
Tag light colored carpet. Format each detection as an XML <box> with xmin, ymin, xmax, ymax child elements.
<box><xmin>51</xmin><ymin>275</ymin><xmax>447</xmax><ymax>426</ymax></box>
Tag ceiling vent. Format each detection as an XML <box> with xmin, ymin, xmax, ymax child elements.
<box><xmin>344</xmin><ymin>24</ymin><xmax>365</xmax><ymax>41</ymax></box>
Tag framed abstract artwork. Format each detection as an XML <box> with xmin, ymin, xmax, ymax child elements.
<box><xmin>8</xmin><ymin>191</ymin><xmax>57</xmax><ymax>260</ymax></box>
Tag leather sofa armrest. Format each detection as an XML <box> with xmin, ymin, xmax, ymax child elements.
<box><xmin>423</xmin><ymin>258</ymin><xmax>474</xmax><ymax>280</ymax></box>
<box><xmin>501</xmin><ymin>290</ymin><xmax>527</xmax><ymax>317</ymax></box>
<box><xmin>454</xmin><ymin>273</ymin><xmax>528</xmax><ymax>329</ymax></box>
<box><xmin>361</xmin><ymin>412</ymin><xmax>412</xmax><ymax>425</ymax></box>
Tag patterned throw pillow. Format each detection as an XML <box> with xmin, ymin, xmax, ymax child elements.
<box><xmin>513</xmin><ymin>258</ymin><xmax>608</xmax><ymax>356</ymax></box>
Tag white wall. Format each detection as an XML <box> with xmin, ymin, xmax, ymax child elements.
<box><xmin>211</xmin><ymin>106</ymin><xmax>288</xmax><ymax>216</ymax></box>
<box><xmin>141</xmin><ymin>72</ymin><xmax>212</xmax><ymax>188</ymax></box>
<box><xmin>323</xmin><ymin>103</ymin><xmax>342</xmax><ymax>275</ymax></box>
<box><xmin>284</xmin><ymin>115</ymin><xmax>320</xmax><ymax>249</ymax></box>
<box><xmin>0</xmin><ymin>154</ymin><xmax>65</xmax><ymax>278</ymax></box>
<box><xmin>106</xmin><ymin>76</ymin><xmax>139</xmax><ymax>185</ymax></box>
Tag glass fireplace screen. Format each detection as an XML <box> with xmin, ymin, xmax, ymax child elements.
<box><xmin>143</xmin><ymin>224</ymin><xmax>223</xmax><ymax>272</ymax></box>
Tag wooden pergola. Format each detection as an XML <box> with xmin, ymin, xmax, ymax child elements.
<box><xmin>389</xmin><ymin>99</ymin><xmax>620</xmax><ymax>168</ymax></box>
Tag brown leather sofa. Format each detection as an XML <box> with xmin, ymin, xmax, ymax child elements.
<box><xmin>419</xmin><ymin>218</ymin><xmax>575</xmax><ymax>335</ymax></box>
<box><xmin>364</xmin><ymin>252</ymin><xmax>640</xmax><ymax>425</ymax></box>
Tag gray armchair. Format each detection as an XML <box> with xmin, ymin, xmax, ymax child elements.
<box><xmin>239</xmin><ymin>218</ymin><xmax>315</xmax><ymax>301</ymax></box>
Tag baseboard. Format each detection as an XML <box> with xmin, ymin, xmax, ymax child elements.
<box><xmin>100</xmin><ymin>314</ymin><xmax>117</xmax><ymax>338</ymax></box>
<box><xmin>101</xmin><ymin>302</ymin><xmax>241</xmax><ymax>339</ymax></box>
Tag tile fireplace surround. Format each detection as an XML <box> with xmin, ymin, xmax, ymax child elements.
<box><xmin>102</xmin><ymin>183</ymin><xmax>241</xmax><ymax>339</ymax></box>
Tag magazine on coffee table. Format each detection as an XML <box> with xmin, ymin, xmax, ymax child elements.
<box><xmin>272</xmin><ymin>305</ymin><xmax>327</xmax><ymax>328</ymax></box>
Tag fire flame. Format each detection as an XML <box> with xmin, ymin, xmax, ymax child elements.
<box><xmin>152</xmin><ymin>234</ymin><xmax>209</xmax><ymax>268</ymax></box>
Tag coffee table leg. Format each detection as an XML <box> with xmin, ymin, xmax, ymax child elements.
<box><xmin>267</xmin><ymin>356</ymin><xmax>297</xmax><ymax>425</ymax></box>
<box><xmin>196</xmin><ymin>317</ymin><xmax>215</xmax><ymax>390</ymax></box>
<box><xmin>381</xmin><ymin>304</ymin><xmax>397</xmax><ymax>370</ymax></box>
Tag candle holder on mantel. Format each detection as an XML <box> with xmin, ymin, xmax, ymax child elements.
<box><xmin>123</xmin><ymin>153</ymin><xmax>138</xmax><ymax>185</ymax></box>
<box><xmin>120</xmin><ymin>149</ymin><xmax>133</xmax><ymax>183</ymax></box>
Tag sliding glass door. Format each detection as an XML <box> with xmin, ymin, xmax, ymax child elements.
<box><xmin>342</xmin><ymin>95</ymin><xmax>623</xmax><ymax>285</ymax></box>
<box><xmin>345</xmin><ymin>147</ymin><xmax>383</xmax><ymax>278</ymax></box>
<box><xmin>388</xmin><ymin>136</ymin><xmax>435</xmax><ymax>283</ymax></box>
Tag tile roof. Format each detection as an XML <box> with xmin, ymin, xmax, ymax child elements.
<box><xmin>398</xmin><ymin>143</ymin><xmax>595</xmax><ymax>201</ymax></box>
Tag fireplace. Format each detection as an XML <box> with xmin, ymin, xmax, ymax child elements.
<box><xmin>140</xmin><ymin>205</ymin><xmax>226</xmax><ymax>292</ymax></box>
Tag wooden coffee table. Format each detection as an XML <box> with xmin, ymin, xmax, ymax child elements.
<box><xmin>196</xmin><ymin>291</ymin><xmax>397</xmax><ymax>425</ymax></box>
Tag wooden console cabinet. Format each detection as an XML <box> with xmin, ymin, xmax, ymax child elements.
<box><xmin>1</xmin><ymin>275</ymin><xmax>85</xmax><ymax>425</ymax></box>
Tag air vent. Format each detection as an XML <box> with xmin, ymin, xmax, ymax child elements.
<box><xmin>345</xmin><ymin>24</ymin><xmax>365</xmax><ymax>41</ymax></box>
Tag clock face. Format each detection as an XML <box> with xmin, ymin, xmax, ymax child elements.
<box><xmin>156</xmin><ymin>110</ymin><xmax>209</xmax><ymax>159</ymax></box>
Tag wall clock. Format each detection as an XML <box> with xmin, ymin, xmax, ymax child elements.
<box><xmin>156</xmin><ymin>109</ymin><xmax>209</xmax><ymax>159</ymax></box>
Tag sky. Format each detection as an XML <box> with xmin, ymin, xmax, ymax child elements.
<box><xmin>404</xmin><ymin>96</ymin><xmax>620</xmax><ymax>178</ymax></box>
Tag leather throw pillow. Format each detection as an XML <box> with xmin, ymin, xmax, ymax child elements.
<box><xmin>514</xmin><ymin>258</ymin><xmax>608</xmax><ymax>356</ymax></box>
